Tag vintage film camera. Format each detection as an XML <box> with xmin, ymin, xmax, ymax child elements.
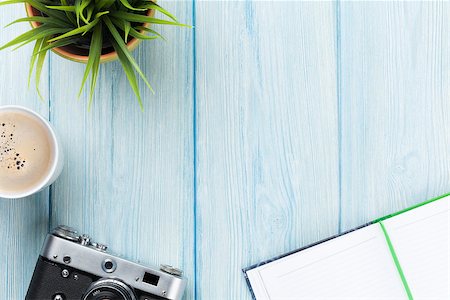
<box><xmin>26</xmin><ymin>225</ymin><xmax>186</xmax><ymax>300</ymax></box>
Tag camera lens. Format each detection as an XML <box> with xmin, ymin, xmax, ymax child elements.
<box><xmin>83</xmin><ymin>279</ymin><xmax>136</xmax><ymax>300</ymax></box>
<box><xmin>86</xmin><ymin>288</ymin><xmax>123</xmax><ymax>300</ymax></box>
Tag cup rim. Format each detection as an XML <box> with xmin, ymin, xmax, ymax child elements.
<box><xmin>0</xmin><ymin>105</ymin><xmax>60</xmax><ymax>199</ymax></box>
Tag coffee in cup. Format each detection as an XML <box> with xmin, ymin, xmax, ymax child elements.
<box><xmin>0</xmin><ymin>106</ymin><xmax>63</xmax><ymax>199</ymax></box>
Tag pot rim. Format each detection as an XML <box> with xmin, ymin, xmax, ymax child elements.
<box><xmin>25</xmin><ymin>3</ymin><xmax>154</xmax><ymax>63</ymax></box>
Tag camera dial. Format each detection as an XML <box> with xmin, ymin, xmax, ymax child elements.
<box><xmin>160</xmin><ymin>265</ymin><xmax>183</xmax><ymax>277</ymax></box>
<box><xmin>83</xmin><ymin>278</ymin><xmax>136</xmax><ymax>300</ymax></box>
<box><xmin>53</xmin><ymin>225</ymin><xmax>80</xmax><ymax>242</ymax></box>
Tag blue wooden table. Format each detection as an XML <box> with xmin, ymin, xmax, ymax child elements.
<box><xmin>1</xmin><ymin>1</ymin><xmax>449</xmax><ymax>299</ymax></box>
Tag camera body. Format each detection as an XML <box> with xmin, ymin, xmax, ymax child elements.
<box><xmin>26</xmin><ymin>225</ymin><xmax>186</xmax><ymax>300</ymax></box>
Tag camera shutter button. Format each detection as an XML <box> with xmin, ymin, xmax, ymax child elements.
<box><xmin>79</xmin><ymin>234</ymin><xmax>91</xmax><ymax>246</ymax></box>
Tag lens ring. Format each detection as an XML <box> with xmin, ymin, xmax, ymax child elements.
<box><xmin>82</xmin><ymin>278</ymin><xmax>136</xmax><ymax>300</ymax></box>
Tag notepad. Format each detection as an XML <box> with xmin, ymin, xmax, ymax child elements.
<box><xmin>243</xmin><ymin>193</ymin><xmax>450</xmax><ymax>300</ymax></box>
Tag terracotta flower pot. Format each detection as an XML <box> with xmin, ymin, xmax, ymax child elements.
<box><xmin>25</xmin><ymin>3</ymin><xmax>155</xmax><ymax>64</ymax></box>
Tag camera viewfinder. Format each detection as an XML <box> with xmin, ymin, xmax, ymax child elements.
<box><xmin>143</xmin><ymin>272</ymin><xmax>160</xmax><ymax>286</ymax></box>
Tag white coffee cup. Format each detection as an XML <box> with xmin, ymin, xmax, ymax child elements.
<box><xmin>0</xmin><ymin>105</ymin><xmax>63</xmax><ymax>199</ymax></box>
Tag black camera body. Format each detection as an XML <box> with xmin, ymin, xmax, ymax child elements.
<box><xmin>26</xmin><ymin>226</ymin><xmax>186</xmax><ymax>300</ymax></box>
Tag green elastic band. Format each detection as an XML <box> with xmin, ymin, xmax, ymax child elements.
<box><xmin>374</xmin><ymin>192</ymin><xmax>450</xmax><ymax>223</ymax></box>
<box><xmin>379</xmin><ymin>221</ymin><xmax>413</xmax><ymax>300</ymax></box>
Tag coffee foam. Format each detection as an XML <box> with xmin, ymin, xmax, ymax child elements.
<box><xmin>0</xmin><ymin>110</ymin><xmax>54</xmax><ymax>196</ymax></box>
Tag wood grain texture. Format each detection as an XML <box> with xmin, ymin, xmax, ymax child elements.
<box><xmin>48</xmin><ymin>1</ymin><xmax>195</xmax><ymax>298</ymax></box>
<box><xmin>0</xmin><ymin>4</ymin><xmax>50</xmax><ymax>299</ymax></box>
<box><xmin>195</xmin><ymin>2</ymin><xmax>339</xmax><ymax>299</ymax></box>
<box><xmin>340</xmin><ymin>2</ymin><xmax>450</xmax><ymax>231</ymax></box>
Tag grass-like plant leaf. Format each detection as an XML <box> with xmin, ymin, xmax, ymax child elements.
<box><xmin>110</xmin><ymin>11</ymin><xmax>189</xmax><ymax>27</ymax></box>
<box><xmin>117</xmin><ymin>0</ymin><xmax>145</xmax><ymax>11</ymax></box>
<box><xmin>140</xmin><ymin>2</ymin><xmax>176</xmax><ymax>21</ymax></box>
<box><xmin>28</xmin><ymin>37</ymin><xmax>43</xmax><ymax>87</ymax></box>
<box><xmin>5</xmin><ymin>16</ymin><xmax>70</xmax><ymax>28</ymax></box>
<box><xmin>0</xmin><ymin>26</ymin><xmax>68</xmax><ymax>50</ymax></box>
<box><xmin>104</xmin><ymin>16</ymin><xmax>153</xmax><ymax>92</ymax></box>
<box><xmin>46</xmin><ymin>5</ymin><xmax>76</xmax><ymax>12</ymax></box>
<box><xmin>95</xmin><ymin>0</ymin><xmax>114</xmax><ymax>11</ymax></box>
<box><xmin>74</xmin><ymin>0</ymin><xmax>82</xmax><ymax>25</ymax></box>
<box><xmin>110</xmin><ymin>18</ymin><xmax>157</xmax><ymax>40</ymax></box>
<box><xmin>60</xmin><ymin>0</ymin><xmax>77</xmax><ymax>24</ymax></box>
<box><xmin>37</xmin><ymin>36</ymin><xmax>79</xmax><ymax>53</ymax></box>
<box><xmin>111</xmin><ymin>36</ymin><xmax>143</xmax><ymax>109</ymax></box>
<box><xmin>123</xmin><ymin>20</ymin><xmax>130</xmax><ymax>42</ymax></box>
<box><xmin>125</xmin><ymin>27</ymin><xmax>157</xmax><ymax>40</ymax></box>
<box><xmin>48</xmin><ymin>18</ymin><xmax>99</xmax><ymax>42</ymax></box>
<box><xmin>135</xmin><ymin>25</ymin><xmax>165</xmax><ymax>40</ymax></box>
<box><xmin>85</xmin><ymin>5</ymin><xmax>94</xmax><ymax>23</ymax></box>
<box><xmin>35</xmin><ymin>36</ymin><xmax>50</xmax><ymax>100</ymax></box>
<box><xmin>1</xmin><ymin>0</ymin><xmax>72</xmax><ymax>23</ymax></box>
<box><xmin>79</xmin><ymin>21</ymin><xmax>102</xmax><ymax>105</ymax></box>
<box><xmin>76</xmin><ymin>0</ymin><xmax>93</xmax><ymax>24</ymax></box>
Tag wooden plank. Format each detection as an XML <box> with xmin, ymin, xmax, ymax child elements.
<box><xmin>48</xmin><ymin>1</ymin><xmax>195</xmax><ymax>298</ymax></box>
<box><xmin>0</xmin><ymin>4</ymin><xmax>50</xmax><ymax>298</ymax></box>
<box><xmin>195</xmin><ymin>2</ymin><xmax>339</xmax><ymax>299</ymax></box>
<box><xmin>340</xmin><ymin>2</ymin><xmax>450</xmax><ymax>230</ymax></box>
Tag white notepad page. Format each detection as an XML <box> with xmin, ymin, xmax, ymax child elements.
<box><xmin>246</xmin><ymin>224</ymin><xmax>406</xmax><ymax>300</ymax></box>
<box><xmin>245</xmin><ymin>195</ymin><xmax>450</xmax><ymax>300</ymax></box>
<box><xmin>382</xmin><ymin>196</ymin><xmax>450</xmax><ymax>299</ymax></box>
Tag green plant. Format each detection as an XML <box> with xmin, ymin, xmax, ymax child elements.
<box><xmin>0</xmin><ymin>0</ymin><xmax>188</xmax><ymax>108</ymax></box>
